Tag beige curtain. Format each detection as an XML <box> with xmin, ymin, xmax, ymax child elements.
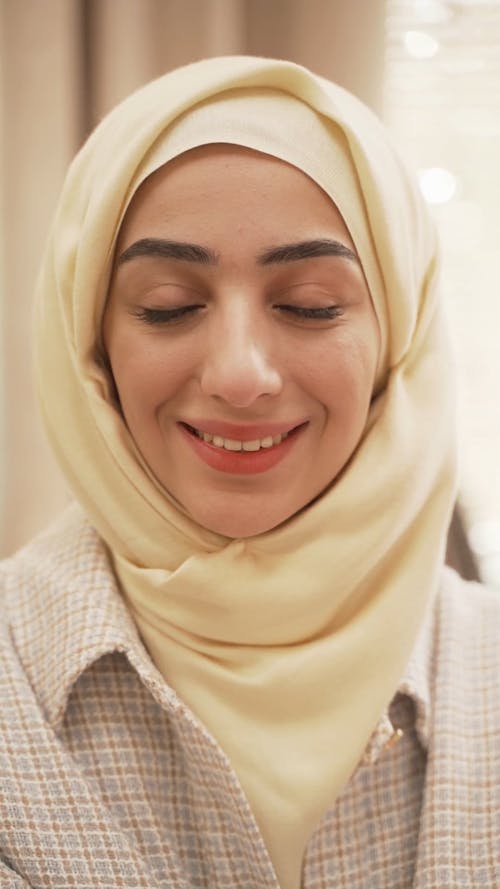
<box><xmin>84</xmin><ymin>0</ymin><xmax>385</xmax><ymax>123</ymax></box>
<box><xmin>0</xmin><ymin>0</ymin><xmax>387</xmax><ymax>555</ymax></box>
<box><xmin>1</xmin><ymin>0</ymin><xmax>82</xmax><ymax>554</ymax></box>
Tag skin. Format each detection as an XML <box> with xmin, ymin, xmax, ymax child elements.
<box><xmin>103</xmin><ymin>144</ymin><xmax>381</xmax><ymax>538</ymax></box>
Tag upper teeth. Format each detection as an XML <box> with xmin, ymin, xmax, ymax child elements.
<box><xmin>194</xmin><ymin>428</ymin><xmax>287</xmax><ymax>451</ymax></box>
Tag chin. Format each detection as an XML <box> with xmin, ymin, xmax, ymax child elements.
<box><xmin>199</xmin><ymin>516</ymin><xmax>282</xmax><ymax>539</ymax></box>
<box><xmin>191</xmin><ymin>504</ymin><xmax>293</xmax><ymax>539</ymax></box>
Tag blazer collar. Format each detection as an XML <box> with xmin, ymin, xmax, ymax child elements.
<box><xmin>5</xmin><ymin>503</ymin><xmax>433</xmax><ymax>745</ymax></box>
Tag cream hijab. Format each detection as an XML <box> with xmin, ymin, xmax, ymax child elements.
<box><xmin>35</xmin><ymin>57</ymin><xmax>457</xmax><ymax>889</ymax></box>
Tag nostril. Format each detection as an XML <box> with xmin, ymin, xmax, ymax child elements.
<box><xmin>200</xmin><ymin>351</ymin><xmax>282</xmax><ymax>405</ymax></box>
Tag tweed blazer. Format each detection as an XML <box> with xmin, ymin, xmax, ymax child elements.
<box><xmin>1</xmin><ymin>505</ymin><xmax>499</xmax><ymax>888</ymax></box>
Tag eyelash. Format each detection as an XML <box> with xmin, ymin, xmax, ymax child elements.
<box><xmin>134</xmin><ymin>304</ymin><xmax>342</xmax><ymax>325</ymax></box>
<box><xmin>134</xmin><ymin>306</ymin><xmax>203</xmax><ymax>324</ymax></box>
<box><xmin>276</xmin><ymin>304</ymin><xmax>342</xmax><ymax>320</ymax></box>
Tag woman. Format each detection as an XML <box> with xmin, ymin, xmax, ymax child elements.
<box><xmin>1</xmin><ymin>56</ymin><xmax>498</xmax><ymax>889</ymax></box>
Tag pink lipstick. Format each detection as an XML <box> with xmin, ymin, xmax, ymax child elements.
<box><xmin>178</xmin><ymin>420</ymin><xmax>306</xmax><ymax>475</ymax></box>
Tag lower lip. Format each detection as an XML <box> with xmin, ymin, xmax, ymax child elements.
<box><xmin>178</xmin><ymin>423</ymin><xmax>305</xmax><ymax>475</ymax></box>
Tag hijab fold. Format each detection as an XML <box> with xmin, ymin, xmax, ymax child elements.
<box><xmin>34</xmin><ymin>57</ymin><xmax>457</xmax><ymax>889</ymax></box>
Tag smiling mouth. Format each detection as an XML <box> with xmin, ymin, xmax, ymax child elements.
<box><xmin>182</xmin><ymin>423</ymin><xmax>300</xmax><ymax>452</ymax></box>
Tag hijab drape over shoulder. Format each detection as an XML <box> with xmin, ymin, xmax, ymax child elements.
<box><xmin>34</xmin><ymin>57</ymin><xmax>457</xmax><ymax>889</ymax></box>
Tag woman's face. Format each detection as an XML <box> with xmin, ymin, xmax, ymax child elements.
<box><xmin>103</xmin><ymin>144</ymin><xmax>380</xmax><ymax>537</ymax></box>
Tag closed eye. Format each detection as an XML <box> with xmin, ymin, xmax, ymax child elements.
<box><xmin>134</xmin><ymin>305</ymin><xmax>204</xmax><ymax>324</ymax></box>
<box><xmin>275</xmin><ymin>305</ymin><xmax>343</xmax><ymax>320</ymax></box>
<box><xmin>133</xmin><ymin>304</ymin><xmax>343</xmax><ymax>325</ymax></box>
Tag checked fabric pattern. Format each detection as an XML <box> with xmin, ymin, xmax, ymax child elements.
<box><xmin>1</xmin><ymin>506</ymin><xmax>499</xmax><ymax>888</ymax></box>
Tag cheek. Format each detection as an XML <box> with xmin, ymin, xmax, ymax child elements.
<box><xmin>303</xmin><ymin>332</ymin><xmax>378</xmax><ymax>414</ymax></box>
<box><xmin>104</xmin><ymin>323</ymin><xmax>158</xmax><ymax>408</ymax></box>
<box><xmin>108</xmin><ymin>333</ymin><xmax>200</xmax><ymax>424</ymax></box>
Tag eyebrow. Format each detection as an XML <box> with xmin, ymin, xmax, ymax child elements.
<box><xmin>116</xmin><ymin>237</ymin><xmax>359</xmax><ymax>267</ymax></box>
<box><xmin>257</xmin><ymin>238</ymin><xmax>359</xmax><ymax>266</ymax></box>
<box><xmin>117</xmin><ymin>238</ymin><xmax>217</xmax><ymax>265</ymax></box>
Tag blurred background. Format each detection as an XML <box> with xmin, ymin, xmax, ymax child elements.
<box><xmin>1</xmin><ymin>0</ymin><xmax>499</xmax><ymax>586</ymax></box>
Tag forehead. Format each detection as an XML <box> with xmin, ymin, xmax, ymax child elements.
<box><xmin>116</xmin><ymin>143</ymin><xmax>356</xmax><ymax>252</ymax></box>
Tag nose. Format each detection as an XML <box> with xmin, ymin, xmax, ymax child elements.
<box><xmin>200</xmin><ymin>306</ymin><xmax>283</xmax><ymax>407</ymax></box>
